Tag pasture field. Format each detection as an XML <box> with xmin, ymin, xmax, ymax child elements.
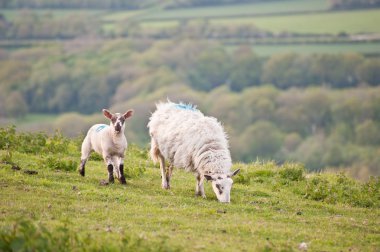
<box><xmin>140</xmin><ymin>9</ymin><xmax>380</xmax><ymax>35</ymax></box>
<box><xmin>211</xmin><ymin>9</ymin><xmax>380</xmax><ymax>34</ymax></box>
<box><xmin>0</xmin><ymin>129</ymin><xmax>379</xmax><ymax>251</ymax></box>
<box><xmin>136</xmin><ymin>0</ymin><xmax>329</xmax><ymax>21</ymax></box>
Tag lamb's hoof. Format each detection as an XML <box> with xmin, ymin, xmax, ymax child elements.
<box><xmin>109</xmin><ymin>177</ymin><xmax>115</xmax><ymax>184</ymax></box>
<box><xmin>79</xmin><ymin>170</ymin><xmax>85</xmax><ymax>177</ymax></box>
<box><xmin>99</xmin><ymin>180</ymin><xmax>109</xmax><ymax>186</ymax></box>
<box><xmin>120</xmin><ymin>177</ymin><xmax>127</xmax><ymax>185</ymax></box>
<box><xmin>162</xmin><ymin>184</ymin><xmax>170</xmax><ymax>190</ymax></box>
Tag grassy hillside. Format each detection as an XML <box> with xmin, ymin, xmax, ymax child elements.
<box><xmin>141</xmin><ymin>9</ymin><xmax>380</xmax><ymax>34</ymax></box>
<box><xmin>135</xmin><ymin>0</ymin><xmax>329</xmax><ymax>21</ymax></box>
<box><xmin>0</xmin><ymin>128</ymin><xmax>379</xmax><ymax>251</ymax></box>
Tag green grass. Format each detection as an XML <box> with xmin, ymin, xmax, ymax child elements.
<box><xmin>213</xmin><ymin>9</ymin><xmax>380</xmax><ymax>34</ymax></box>
<box><xmin>226</xmin><ymin>42</ymin><xmax>380</xmax><ymax>56</ymax></box>
<box><xmin>139</xmin><ymin>0</ymin><xmax>329</xmax><ymax>21</ymax></box>
<box><xmin>141</xmin><ymin>9</ymin><xmax>380</xmax><ymax>35</ymax></box>
<box><xmin>15</xmin><ymin>114</ymin><xmax>59</xmax><ymax>124</ymax></box>
<box><xmin>101</xmin><ymin>10</ymin><xmax>145</xmax><ymax>22</ymax></box>
<box><xmin>0</xmin><ymin>130</ymin><xmax>379</xmax><ymax>251</ymax></box>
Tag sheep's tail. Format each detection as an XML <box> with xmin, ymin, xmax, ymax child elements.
<box><xmin>149</xmin><ymin>137</ymin><xmax>160</xmax><ymax>164</ymax></box>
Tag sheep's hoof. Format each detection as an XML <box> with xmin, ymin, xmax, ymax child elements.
<box><xmin>79</xmin><ymin>170</ymin><xmax>85</xmax><ymax>177</ymax></box>
<box><xmin>120</xmin><ymin>177</ymin><xmax>127</xmax><ymax>185</ymax></box>
<box><xmin>109</xmin><ymin>177</ymin><xmax>115</xmax><ymax>184</ymax></box>
<box><xmin>195</xmin><ymin>192</ymin><xmax>206</xmax><ymax>198</ymax></box>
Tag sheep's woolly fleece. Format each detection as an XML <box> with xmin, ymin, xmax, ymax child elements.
<box><xmin>148</xmin><ymin>102</ymin><xmax>232</xmax><ymax>175</ymax></box>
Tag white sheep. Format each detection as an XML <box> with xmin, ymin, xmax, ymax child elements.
<box><xmin>148</xmin><ymin>102</ymin><xmax>240</xmax><ymax>203</ymax></box>
<box><xmin>79</xmin><ymin>109</ymin><xmax>133</xmax><ymax>184</ymax></box>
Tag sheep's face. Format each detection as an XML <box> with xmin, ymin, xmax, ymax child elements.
<box><xmin>205</xmin><ymin>169</ymin><xmax>240</xmax><ymax>203</ymax></box>
<box><xmin>103</xmin><ymin>109</ymin><xmax>133</xmax><ymax>134</ymax></box>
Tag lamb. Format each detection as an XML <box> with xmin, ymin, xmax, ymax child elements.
<box><xmin>79</xmin><ymin>109</ymin><xmax>133</xmax><ymax>184</ymax></box>
<box><xmin>147</xmin><ymin>102</ymin><xmax>240</xmax><ymax>203</ymax></box>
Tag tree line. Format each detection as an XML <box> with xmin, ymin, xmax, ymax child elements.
<box><xmin>0</xmin><ymin>39</ymin><xmax>379</xmax><ymax>118</ymax></box>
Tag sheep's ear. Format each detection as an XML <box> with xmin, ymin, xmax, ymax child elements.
<box><xmin>103</xmin><ymin>109</ymin><xmax>113</xmax><ymax>120</ymax></box>
<box><xmin>204</xmin><ymin>174</ymin><xmax>214</xmax><ymax>181</ymax></box>
<box><xmin>123</xmin><ymin>110</ymin><xmax>133</xmax><ymax>119</ymax></box>
<box><xmin>230</xmin><ymin>169</ymin><xmax>240</xmax><ymax>177</ymax></box>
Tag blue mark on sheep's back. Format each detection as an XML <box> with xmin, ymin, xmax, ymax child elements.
<box><xmin>96</xmin><ymin>124</ymin><xmax>108</xmax><ymax>132</ymax></box>
<box><xmin>174</xmin><ymin>103</ymin><xmax>197</xmax><ymax>111</ymax></box>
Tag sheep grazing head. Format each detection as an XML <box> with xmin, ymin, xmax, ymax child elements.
<box><xmin>204</xmin><ymin>169</ymin><xmax>240</xmax><ymax>203</ymax></box>
<box><xmin>103</xmin><ymin>109</ymin><xmax>133</xmax><ymax>134</ymax></box>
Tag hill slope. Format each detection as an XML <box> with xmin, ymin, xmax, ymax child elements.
<box><xmin>0</xmin><ymin>129</ymin><xmax>379</xmax><ymax>251</ymax></box>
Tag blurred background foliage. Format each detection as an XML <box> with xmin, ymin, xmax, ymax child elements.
<box><xmin>1</xmin><ymin>0</ymin><xmax>380</xmax><ymax>179</ymax></box>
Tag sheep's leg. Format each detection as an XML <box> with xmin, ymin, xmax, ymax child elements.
<box><xmin>104</xmin><ymin>156</ymin><xmax>114</xmax><ymax>183</ymax></box>
<box><xmin>79</xmin><ymin>160</ymin><xmax>86</xmax><ymax>177</ymax></box>
<box><xmin>79</xmin><ymin>135</ymin><xmax>91</xmax><ymax>177</ymax></box>
<box><xmin>165</xmin><ymin>164</ymin><xmax>173</xmax><ymax>189</ymax></box>
<box><xmin>159</xmin><ymin>154</ymin><xmax>169</xmax><ymax>189</ymax></box>
<box><xmin>119</xmin><ymin>157</ymin><xmax>126</xmax><ymax>185</ymax></box>
<box><xmin>195</xmin><ymin>174</ymin><xmax>206</xmax><ymax>198</ymax></box>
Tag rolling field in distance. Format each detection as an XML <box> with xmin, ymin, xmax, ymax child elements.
<box><xmin>137</xmin><ymin>0</ymin><xmax>329</xmax><ymax>21</ymax></box>
<box><xmin>140</xmin><ymin>9</ymin><xmax>380</xmax><ymax>35</ymax></box>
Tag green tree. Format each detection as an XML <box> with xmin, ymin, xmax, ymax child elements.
<box><xmin>357</xmin><ymin>59</ymin><xmax>380</xmax><ymax>86</ymax></box>
<box><xmin>187</xmin><ymin>48</ymin><xmax>231</xmax><ymax>91</ymax></box>
<box><xmin>261</xmin><ymin>53</ymin><xmax>312</xmax><ymax>89</ymax></box>
<box><xmin>229</xmin><ymin>47</ymin><xmax>262</xmax><ymax>92</ymax></box>
<box><xmin>355</xmin><ymin>120</ymin><xmax>380</xmax><ymax>146</ymax></box>
<box><xmin>239</xmin><ymin>120</ymin><xmax>283</xmax><ymax>161</ymax></box>
<box><xmin>5</xmin><ymin>91</ymin><xmax>28</xmax><ymax>118</ymax></box>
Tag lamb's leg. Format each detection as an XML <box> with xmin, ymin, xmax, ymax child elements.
<box><xmin>104</xmin><ymin>156</ymin><xmax>114</xmax><ymax>183</ymax></box>
<box><xmin>195</xmin><ymin>174</ymin><xmax>206</xmax><ymax>198</ymax></box>
<box><xmin>119</xmin><ymin>157</ymin><xmax>126</xmax><ymax>185</ymax></box>
<box><xmin>159</xmin><ymin>154</ymin><xmax>169</xmax><ymax>189</ymax></box>
<box><xmin>107</xmin><ymin>164</ymin><xmax>115</xmax><ymax>183</ymax></box>
<box><xmin>79</xmin><ymin>135</ymin><xmax>91</xmax><ymax>177</ymax></box>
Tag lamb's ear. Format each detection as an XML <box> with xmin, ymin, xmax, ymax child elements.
<box><xmin>103</xmin><ymin>109</ymin><xmax>113</xmax><ymax>120</ymax></box>
<box><xmin>230</xmin><ymin>169</ymin><xmax>240</xmax><ymax>177</ymax></box>
<box><xmin>123</xmin><ymin>110</ymin><xmax>133</xmax><ymax>119</ymax></box>
<box><xmin>204</xmin><ymin>174</ymin><xmax>215</xmax><ymax>181</ymax></box>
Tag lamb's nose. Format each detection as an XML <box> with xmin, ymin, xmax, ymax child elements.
<box><xmin>115</xmin><ymin>124</ymin><xmax>121</xmax><ymax>131</ymax></box>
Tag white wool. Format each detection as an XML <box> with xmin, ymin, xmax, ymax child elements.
<box><xmin>80</xmin><ymin>109</ymin><xmax>133</xmax><ymax>183</ymax></box>
<box><xmin>81</xmin><ymin>123</ymin><xmax>127</xmax><ymax>178</ymax></box>
<box><xmin>148</xmin><ymin>102</ymin><xmax>232</xmax><ymax>175</ymax></box>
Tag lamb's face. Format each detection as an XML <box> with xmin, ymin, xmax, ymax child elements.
<box><xmin>111</xmin><ymin>113</ymin><xmax>125</xmax><ymax>133</ymax></box>
<box><xmin>205</xmin><ymin>169</ymin><xmax>240</xmax><ymax>203</ymax></box>
<box><xmin>103</xmin><ymin>109</ymin><xmax>134</xmax><ymax>134</ymax></box>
